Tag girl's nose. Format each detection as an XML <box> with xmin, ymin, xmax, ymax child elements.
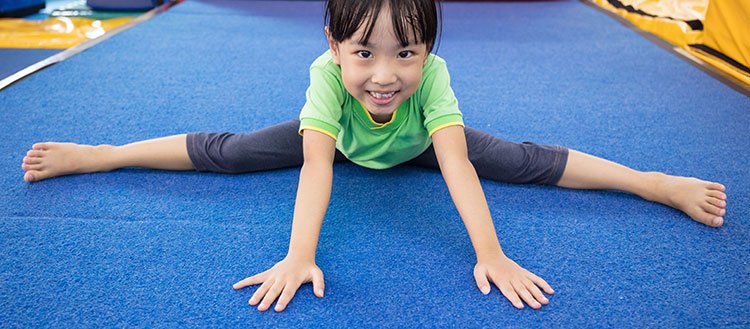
<box><xmin>371</xmin><ymin>63</ymin><xmax>397</xmax><ymax>86</ymax></box>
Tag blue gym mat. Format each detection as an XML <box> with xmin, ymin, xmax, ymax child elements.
<box><xmin>1</xmin><ymin>0</ymin><xmax>748</xmax><ymax>327</ymax></box>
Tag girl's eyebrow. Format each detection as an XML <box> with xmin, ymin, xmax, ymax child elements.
<box><xmin>355</xmin><ymin>40</ymin><xmax>416</xmax><ymax>48</ymax></box>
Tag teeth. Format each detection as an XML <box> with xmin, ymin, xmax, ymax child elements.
<box><xmin>369</xmin><ymin>91</ymin><xmax>395</xmax><ymax>99</ymax></box>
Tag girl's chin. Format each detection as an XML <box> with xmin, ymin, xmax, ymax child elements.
<box><xmin>362</xmin><ymin>99</ymin><xmax>393</xmax><ymax>112</ymax></box>
<box><xmin>359</xmin><ymin>96</ymin><xmax>403</xmax><ymax>121</ymax></box>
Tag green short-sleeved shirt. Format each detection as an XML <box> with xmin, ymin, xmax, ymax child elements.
<box><xmin>299</xmin><ymin>50</ymin><xmax>464</xmax><ymax>169</ymax></box>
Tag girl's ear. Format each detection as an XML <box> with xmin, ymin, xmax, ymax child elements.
<box><xmin>325</xmin><ymin>26</ymin><xmax>341</xmax><ymax>65</ymax></box>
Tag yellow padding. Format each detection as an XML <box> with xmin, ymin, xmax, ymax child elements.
<box><xmin>688</xmin><ymin>47</ymin><xmax>750</xmax><ymax>85</ymax></box>
<box><xmin>616</xmin><ymin>0</ymin><xmax>707</xmax><ymax>21</ymax></box>
<box><xmin>590</xmin><ymin>0</ymin><xmax>750</xmax><ymax>90</ymax></box>
<box><xmin>590</xmin><ymin>0</ymin><xmax>705</xmax><ymax>47</ymax></box>
<box><xmin>700</xmin><ymin>0</ymin><xmax>750</xmax><ymax>73</ymax></box>
<box><xmin>0</xmin><ymin>17</ymin><xmax>133</xmax><ymax>48</ymax></box>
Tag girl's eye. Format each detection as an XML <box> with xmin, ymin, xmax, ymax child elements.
<box><xmin>398</xmin><ymin>51</ymin><xmax>413</xmax><ymax>58</ymax></box>
<box><xmin>357</xmin><ymin>50</ymin><xmax>372</xmax><ymax>58</ymax></box>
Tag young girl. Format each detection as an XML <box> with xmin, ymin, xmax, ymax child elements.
<box><xmin>21</xmin><ymin>0</ymin><xmax>727</xmax><ymax>313</ymax></box>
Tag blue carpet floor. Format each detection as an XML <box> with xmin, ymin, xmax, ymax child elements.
<box><xmin>1</xmin><ymin>0</ymin><xmax>748</xmax><ymax>327</ymax></box>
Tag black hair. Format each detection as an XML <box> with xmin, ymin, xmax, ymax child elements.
<box><xmin>324</xmin><ymin>0</ymin><xmax>442</xmax><ymax>54</ymax></box>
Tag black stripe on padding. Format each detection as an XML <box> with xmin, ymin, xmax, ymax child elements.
<box><xmin>607</xmin><ymin>0</ymin><xmax>704</xmax><ymax>31</ymax></box>
<box><xmin>689</xmin><ymin>44</ymin><xmax>750</xmax><ymax>75</ymax></box>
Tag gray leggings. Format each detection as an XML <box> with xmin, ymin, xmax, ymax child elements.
<box><xmin>186</xmin><ymin>119</ymin><xmax>568</xmax><ymax>185</ymax></box>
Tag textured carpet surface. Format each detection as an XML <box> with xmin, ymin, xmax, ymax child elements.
<box><xmin>1</xmin><ymin>0</ymin><xmax>748</xmax><ymax>327</ymax></box>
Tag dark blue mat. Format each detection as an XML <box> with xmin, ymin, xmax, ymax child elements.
<box><xmin>1</xmin><ymin>0</ymin><xmax>748</xmax><ymax>327</ymax></box>
<box><xmin>0</xmin><ymin>48</ymin><xmax>61</xmax><ymax>81</ymax></box>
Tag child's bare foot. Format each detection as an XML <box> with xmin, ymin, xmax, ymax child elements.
<box><xmin>645</xmin><ymin>173</ymin><xmax>727</xmax><ymax>227</ymax></box>
<box><xmin>22</xmin><ymin>142</ymin><xmax>113</xmax><ymax>182</ymax></box>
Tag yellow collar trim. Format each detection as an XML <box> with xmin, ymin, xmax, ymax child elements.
<box><xmin>362</xmin><ymin>105</ymin><xmax>398</xmax><ymax>130</ymax></box>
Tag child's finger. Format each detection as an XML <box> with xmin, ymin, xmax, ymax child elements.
<box><xmin>512</xmin><ymin>281</ymin><xmax>541</xmax><ymax>309</ymax></box>
<box><xmin>258</xmin><ymin>281</ymin><xmax>285</xmax><ymax>312</ymax></box>
<box><xmin>233</xmin><ymin>270</ymin><xmax>269</xmax><ymax>290</ymax></box>
<box><xmin>526</xmin><ymin>271</ymin><xmax>554</xmax><ymax>294</ymax></box>
<box><xmin>522</xmin><ymin>279</ymin><xmax>549</xmax><ymax>305</ymax></box>
<box><xmin>473</xmin><ymin>265</ymin><xmax>491</xmax><ymax>295</ymax></box>
<box><xmin>249</xmin><ymin>279</ymin><xmax>274</xmax><ymax>306</ymax></box>
<box><xmin>311</xmin><ymin>267</ymin><xmax>325</xmax><ymax>297</ymax></box>
<box><xmin>274</xmin><ymin>283</ymin><xmax>301</xmax><ymax>312</ymax></box>
<box><xmin>495</xmin><ymin>280</ymin><xmax>524</xmax><ymax>309</ymax></box>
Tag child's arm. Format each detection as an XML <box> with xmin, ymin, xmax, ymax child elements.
<box><xmin>431</xmin><ymin>126</ymin><xmax>555</xmax><ymax>310</ymax></box>
<box><xmin>233</xmin><ymin>129</ymin><xmax>336</xmax><ymax>312</ymax></box>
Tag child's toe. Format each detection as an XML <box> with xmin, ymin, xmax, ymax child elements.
<box><xmin>706</xmin><ymin>190</ymin><xmax>727</xmax><ymax>200</ymax></box>
<box><xmin>707</xmin><ymin>182</ymin><xmax>725</xmax><ymax>192</ymax></box>
<box><xmin>25</xmin><ymin>169</ymin><xmax>53</xmax><ymax>182</ymax></box>
<box><xmin>706</xmin><ymin>197</ymin><xmax>726</xmax><ymax>209</ymax></box>
<box><xmin>23</xmin><ymin>156</ymin><xmax>41</xmax><ymax>164</ymax></box>
<box><xmin>24</xmin><ymin>171</ymin><xmax>37</xmax><ymax>182</ymax></box>
<box><xmin>32</xmin><ymin>143</ymin><xmax>50</xmax><ymax>150</ymax></box>
<box><xmin>701</xmin><ymin>203</ymin><xmax>725</xmax><ymax>217</ymax></box>
<box><xmin>27</xmin><ymin>150</ymin><xmax>44</xmax><ymax>157</ymax></box>
<box><xmin>22</xmin><ymin>163</ymin><xmax>43</xmax><ymax>171</ymax></box>
<box><xmin>691</xmin><ymin>210</ymin><xmax>720</xmax><ymax>227</ymax></box>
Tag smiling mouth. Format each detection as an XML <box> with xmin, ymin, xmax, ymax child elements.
<box><xmin>367</xmin><ymin>90</ymin><xmax>398</xmax><ymax>105</ymax></box>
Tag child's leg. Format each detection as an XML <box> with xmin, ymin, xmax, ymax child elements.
<box><xmin>406</xmin><ymin>127</ymin><xmax>727</xmax><ymax>227</ymax></box>
<box><xmin>557</xmin><ymin>150</ymin><xmax>726</xmax><ymax>227</ymax></box>
<box><xmin>22</xmin><ymin>134</ymin><xmax>193</xmax><ymax>182</ymax></box>
<box><xmin>406</xmin><ymin>127</ymin><xmax>567</xmax><ymax>185</ymax></box>
<box><xmin>186</xmin><ymin>119</ymin><xmax>324</xmax><ymax>174</ymax></box>
<box><xmin>23</xmin><ymin>119</ymin><xmax>346</xmax><ymax>182</ymax></box>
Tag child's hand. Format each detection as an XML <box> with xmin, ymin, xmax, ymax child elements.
<box><xmin>232</xmin><ymin>256</ymin><xmax>325</xmax><ymax>312</ymax></box>
<box><xmin>474</xmin><ymin>255</ymin><xmax>554</xmax><ymax>310</ymax></box>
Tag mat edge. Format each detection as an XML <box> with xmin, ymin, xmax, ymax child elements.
<box><xmin>0</xmin><ymin>1</ymin><xmax>179</xmax><ymax>93</ymax></box>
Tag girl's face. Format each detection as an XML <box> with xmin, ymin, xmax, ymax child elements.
<box><xmin>327</xmin><ymin>6</ymin><xmax>429</xmax><ymax>123</ymax></box>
